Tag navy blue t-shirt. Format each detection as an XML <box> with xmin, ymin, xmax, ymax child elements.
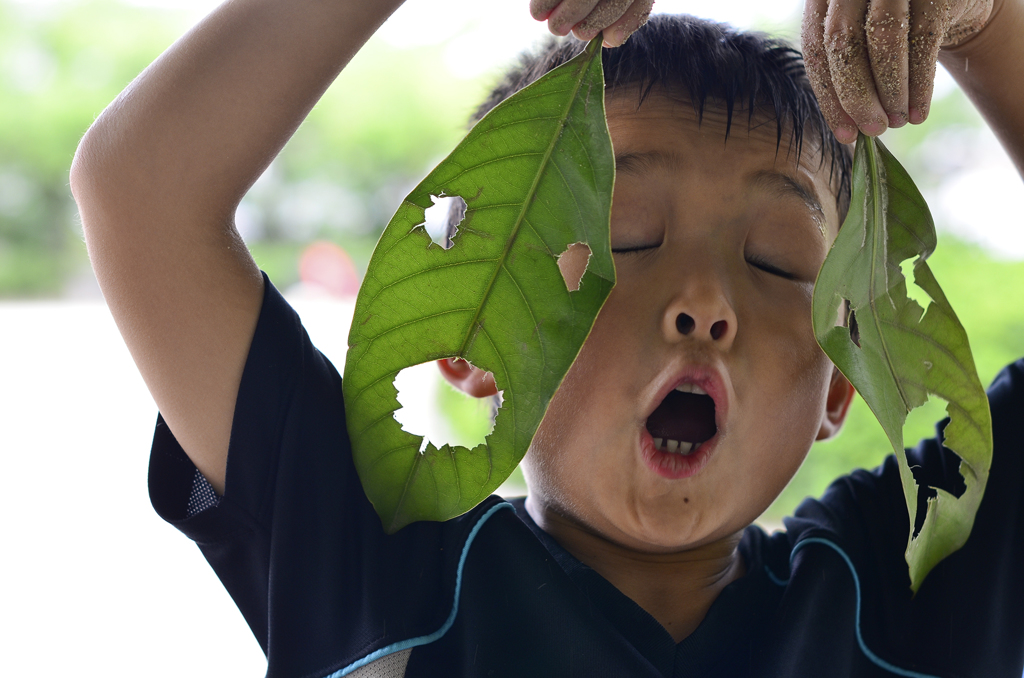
<box><xmin>149</xmin><ymin>275</ymin><xmax>1024</xmax><ymax>677</ymax></box>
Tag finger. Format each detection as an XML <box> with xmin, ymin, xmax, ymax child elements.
<box><xmin>907</xmin><ymin>0</ymin><xmax>945</xmax><ymax>123</ymax></box>
<box><xmin>802</xmin><ymin>0</ymin><xmax>859</xmax><ymax>143</ymax></box>
<box><xmin>546</xmin><ymin>0</ymin><xmax>602</xmax><ymax>36</ymax></box>
<box><xmin>573</xmin><ymin>0</ymin><xmax>635</xmax><ymax>41</ymax></box>
<box><xmin>597</xmin><ymin>0</ymin><xmax>655</xmax><ymax>47</ymax></box>
<box><xmin>865</xmin><ymin>0</ymin><xmax>910</xmax><ymax>127</ymax></box>
<box><xmin>823</xmin><ymin>0</ymin><xmax>889</xmax><ymax>136</ymax></box>
<box><xmin>530</xmin><ymin>0</ymin><xmax>564</xmax><ymax>21</ymax></box>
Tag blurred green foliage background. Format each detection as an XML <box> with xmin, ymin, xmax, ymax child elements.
<box><xmin>2</xmin><ymin>0</ymin><xmax>1021</xmax><ymax>522</ymax></box>
<box><xmin>0</xmin><ymin>0</ymin><xmax>485</xmax><ymax>295</ymax></box>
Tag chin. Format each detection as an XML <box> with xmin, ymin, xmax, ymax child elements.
<box><xmin>594</xmin><ymin>491</ymin><xmax>718</xmax><ymax>552</ymax></box>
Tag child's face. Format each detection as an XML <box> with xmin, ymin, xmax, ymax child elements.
<box><xmin>522</xmin><ymin>92</ymin><xmax>851</xmax><ymax>552</ymax></box>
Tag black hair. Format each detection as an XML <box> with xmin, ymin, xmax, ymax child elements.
<box><xmin>469</xmin><ymin>14</ymin><xmax>852</xmax><ymax>220</ymax></box>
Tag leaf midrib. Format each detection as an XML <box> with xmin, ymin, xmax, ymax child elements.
<box><xmin>456</xmin><ymin>41</ymin><xmax>598</xmax><ymax>357</ymax></box>
<box><xmin>866</xmin><ymin>138</ymin><xmax>913</xmax><ymax>414</ymax></box>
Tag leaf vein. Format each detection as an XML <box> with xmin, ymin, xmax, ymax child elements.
<box><xmin>362</xmin><ymin>259</ymin><xmax>501</xmax><ymax>308</ymax></box>
<box><xmin>440</xmin><ymin>151</ymin><xmax>547</xmax><ymax>185</ymax></box>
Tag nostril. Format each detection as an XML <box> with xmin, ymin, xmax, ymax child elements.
<box><xmin>676</xmin><ymin>313</ymin><xmax>695</xmax><ymax>335</ymax></box>
<box><xmin>710</xmin><ymin>320</ymin><xmax>728</xmax><ymax>340</ymax></box>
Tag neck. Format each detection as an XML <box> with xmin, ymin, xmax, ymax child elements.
<box><xmin>526</xmin><ymin>497</ymin><xmax>746</xmax><ymax>643</ymax></box>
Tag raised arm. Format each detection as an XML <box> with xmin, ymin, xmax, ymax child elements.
<box><xmin>939</xmin><ymin>0</ymin><xmax>1024</xmax><ymax>175</ymax></box>
<box><xmin>70</xmin><ymin>0</ymin><xmax>405</xmax><ymax>493</ymax></box>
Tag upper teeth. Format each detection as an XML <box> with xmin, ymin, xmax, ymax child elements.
<box><xmin>675</xmin><ymin>383</ymin><xmax>707</xmax><ymax>395</ymax></box>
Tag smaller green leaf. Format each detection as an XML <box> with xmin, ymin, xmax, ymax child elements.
<box><xmin>343</xmin><ymin>38</ymin><xmax>615</xmax><ymax>533</ymax></box>
<box><xmin>812</xmin><ymin>134</ymin><xmax>993</xmax><ymax>592</ymax></box>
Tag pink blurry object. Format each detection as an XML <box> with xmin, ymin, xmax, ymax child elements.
<box><xmin>298</xmin><ymin>241</ymin><xmax>361</xmax><ymax>298</ymax></box>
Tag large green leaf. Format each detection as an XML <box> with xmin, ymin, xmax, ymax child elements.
<box><xmin>343</xmin><ymin>38</ymin><xmax>615</xmax><ymax>533</ymax></box>
<box><xmin>812</xmin><ymin>134</ymin><xmax>992</xmax><ymax>592</ymax></box>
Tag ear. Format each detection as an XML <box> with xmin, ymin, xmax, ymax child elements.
<box><xmin>816</xmin><ymin>367</ymin><xmax>855</xmax><ymax>441</ymax></box>
<box><xmin>436</xmin><ymin>358</ymin><xmax>499</xmax><ymax>398</ymax></box>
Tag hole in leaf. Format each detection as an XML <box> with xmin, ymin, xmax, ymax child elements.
<box><xmin>421</xmin><ymin>194</ymin><xmax>467</xmax><ymax>250</ymax></box>
<box><xmin>557</xmin><ymin>242</ymin><xmax>591</xmax><ymax>292</ymax></box>
<box><xmin>904</xmin><ymin>393</ymin><xmax>950</xmax><ymax>449</ymax></box>
<box><xmin>392</xmin><ymin>360</ymin><xmax>499</xmax><ymax>451</ymax></box>
<box><xmin>905</xmin><ymin>393</ymin><xmax>966</xmax><ymax>537</ymax></box>
<box><xmin>846</xmin><ymin>304</ymin><xmax>861</xmax><ymax>348</ymax></box>
<box><xmin>899</xmin><ymin>258</ymin><xmax>934</xmax><ymax>313</ymax></box>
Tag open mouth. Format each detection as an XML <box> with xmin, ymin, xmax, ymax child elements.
<box><xmin>645</xmin><ymin>383</ymin><xmax>717</xmax><ymax>455</ymax></box>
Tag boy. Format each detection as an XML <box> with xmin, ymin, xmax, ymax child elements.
<box><xmin>70</xmin><ymin>0</ymin><xmax>1024</xmax><ymax>676</ymax></box>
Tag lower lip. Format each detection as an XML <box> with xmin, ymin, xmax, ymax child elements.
<box><xmin>640</xmin><ymin>429</ymin><xmax>717</xmax><ymax>479</ymax></box>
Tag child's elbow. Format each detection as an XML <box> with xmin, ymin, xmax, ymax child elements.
<box><xmin>69</xmin><ymin>132</ymin><xmax>98</xmax><ymax>206</ymax></box>
<box><xmin>70</xmin><ymin>115</ymin><xmax>134</xmax><ymax>239</ymax></box>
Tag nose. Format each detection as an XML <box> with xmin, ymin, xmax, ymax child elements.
<box><xmin>675</xmin><ymin>313</ymin><xmax>729</xmax><ymax>340</ymax></box>
<box><xmin>662</xmin><ymin>276</ymin><xmax>737</xmax><ymax>348</ymax></box>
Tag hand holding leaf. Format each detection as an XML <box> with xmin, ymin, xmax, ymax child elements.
<box><xmin>801</xmin><ymin>0</ymin><xmax>994</xmax><ymax>143</ymax></box>
<box><xmin>531</xmin><ymin>0</ymin><xmax>655</xmax><ymax>47</ymax></box>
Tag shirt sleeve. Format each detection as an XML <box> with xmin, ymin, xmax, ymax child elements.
<box><xmin>147</xmin><ymin>274</ymin><xmax>491</xmax><ymax>678</ymax></box>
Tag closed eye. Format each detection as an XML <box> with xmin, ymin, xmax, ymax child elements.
<box><xmin>612</xmin><ymin>243</ymin><xmax>661</xmax><ymax>254</ymax></box>
<box><xmin>747</xmin><ymin>256</ymin><xmax>797</xmax><ymax>280</ymax></box>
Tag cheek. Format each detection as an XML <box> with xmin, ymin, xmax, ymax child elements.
<box><xmin>522</xmin><ymin>287</ymin><xmax>645</xmax><ymax>503</ymax></box>
<box><xmin>732</xmin><ymin>288</ymin><xmax>834</xmax><ymax>477</ymax></box>
<box><xmin>745</xmin><ymin>281</ymin><xmax>820</xmax><ymax>373</ymax></box>
<box><xmin>553</xmin><ymin>280</ymin><xmax>651</xmax><ymax>406</ymax></box>
<box><xmin>745</xmin><ymin>311</ymin><xmax>832</xmax><ymax>432</ymax></box>
<box><xmin>721</xmin><ymin>361</ymin><xmax>832</xmax><ymax>530</ymax></box>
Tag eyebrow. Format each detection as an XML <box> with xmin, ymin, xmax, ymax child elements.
<box><xmin>614</xmin><ymin>150</ymin><xmax>682</xmax><ymax>176</ymax></box>
<box><xmin>614</xmin><ymin>151</ymin><xmax>829</xmax><ymax>237</ymax></box>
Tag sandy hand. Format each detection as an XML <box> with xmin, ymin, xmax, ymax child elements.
<box><xmin>801</xmin><ymin>0</ymin><xmax>996</xmax><ymax>142</ymax></box>
<box><xmin>530</xmin><ymin>0</ymin><xmax>655</xmax><ymax>47</ymax></box>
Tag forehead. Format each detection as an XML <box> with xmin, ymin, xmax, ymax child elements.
<box><xmin>604</xmin><ymin>92</ymin><xmax>840</xmax><ymax>236</ymax></box>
